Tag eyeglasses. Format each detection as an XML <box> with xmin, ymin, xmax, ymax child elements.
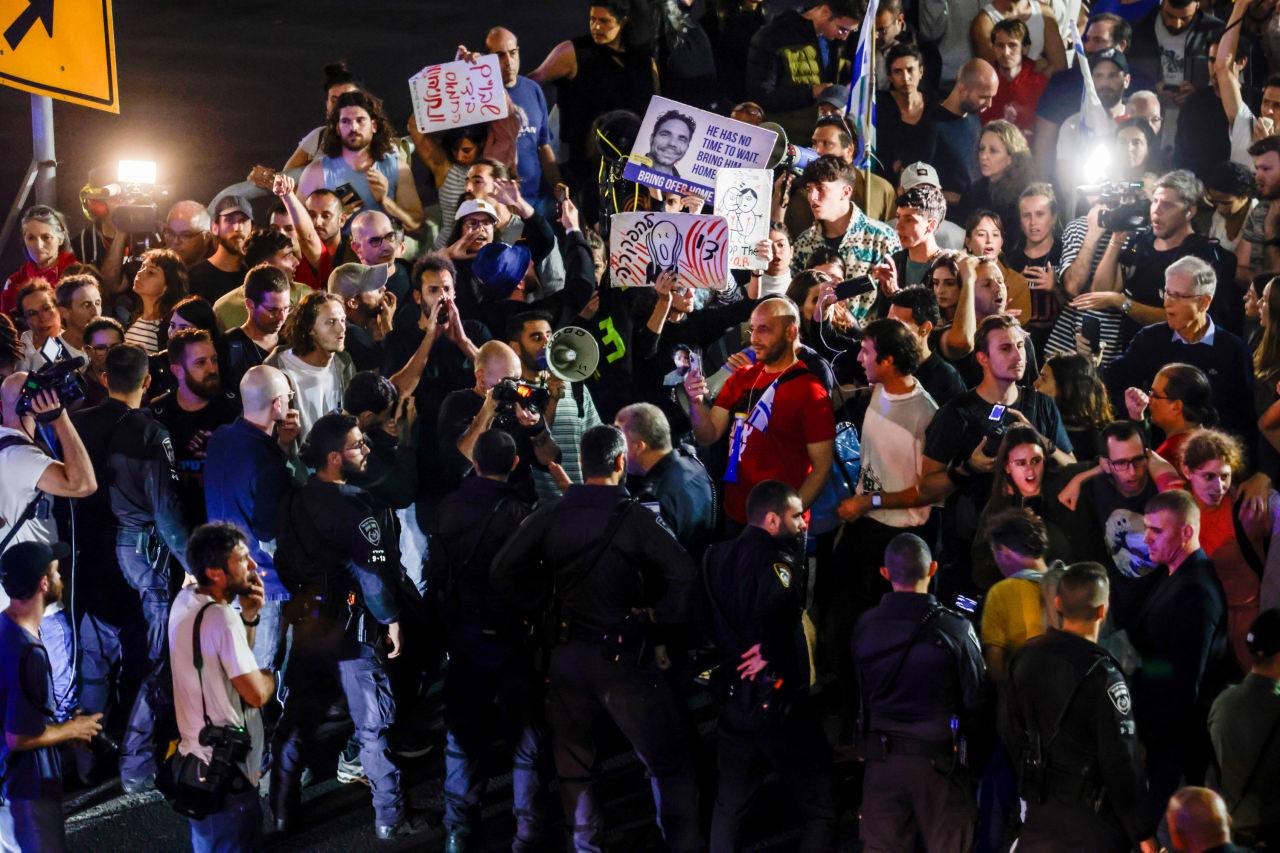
<box><xmin>834</xmin><ymin>23</ymin><xmax>854</xmax><ymax>36</ymax></box>
<box><xmin>1159</xmin><ymin>288</ymin><xmax>1199</xmax><ymax>302</ymax></box>
<box><xmin>365</xmin><ymin>230</ymin><xmax>400</xmax><ymax>249</ymax></box>
<box><xmin>1147</xmin><ymin>388</ymin><xmax>1174</xmax><ymax>400</ymax></box>
<box><xmin>85</xmin><ymin>342</ymin><xmax>120</xmax><ymax>353</ymax></box>
<box><xmin>162</xmin><ymin>228</ymin><xmax>202</xmax><ymax>243</ymax></box>
<box><xmin>342</xmin><ymin>437</ymin><xmax>368</xmax><ymax>453</ymax></box>
<box><xmin>1107</xmin><ymin>454</ymin><xmax>1148</xmax><ymax>472</ymax></box>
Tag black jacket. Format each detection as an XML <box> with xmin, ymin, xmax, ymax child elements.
<box><xmin>1128</xmin><ymin>8</ymin><xmax>1222</xmax><ymax>91</ymax></box>
<box><xmin>490</xmin><ymin>483</ymin><xmax>696</xmax><ymax>630</ymax></box>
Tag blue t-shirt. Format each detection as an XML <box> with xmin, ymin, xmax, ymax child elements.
<box><xmin>508</xmin><ymin>76</ymin><xmax>553</xmax><ymax>204</ymax></box>
<box><xmin>0</xmin><ymin>614</ymin><xmax>61</xmax><ymax>801</ymax></box>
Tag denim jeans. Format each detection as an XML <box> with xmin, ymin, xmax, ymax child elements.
<box><xmin>188</xmin><ymin>788</ymin><xmax>261</xmax><ymax>853</ymax></box>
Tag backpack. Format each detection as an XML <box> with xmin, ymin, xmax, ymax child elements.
<box><xmin>808</xmin><ymin>420</ymin><xmax>862</xmax><ymax>535</ymax></box>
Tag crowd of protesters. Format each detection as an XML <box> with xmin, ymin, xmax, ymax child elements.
<box><xmin>1</xmin><ymin>0</ymin><xmax>1280</xmax><ymax>850</ymax></box>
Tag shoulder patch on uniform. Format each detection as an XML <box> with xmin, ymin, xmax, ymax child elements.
<box><xmin>1107</xmin><ymin>681</ymin><xmax>1131</xmax><ymax>715</ymax></box>
<box><xmin>358</xmin><ymin>517</ymin><xmax>381</xmax><ymax>546</ymax></box>
<box><xmin>772</xmin><ymin>562</ymin><xmax>792</xmax><ymax>589</ymax></box>
<box><xmin>161</xmin><ymin>436</ymin><xmax>175</xmax><ymax>466</ymax></box>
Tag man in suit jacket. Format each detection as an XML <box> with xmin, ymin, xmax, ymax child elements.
<box><xmin>1121</xmin><ymin>490</ymin><xmax>1228</xmax><ymax>827</ymax></box>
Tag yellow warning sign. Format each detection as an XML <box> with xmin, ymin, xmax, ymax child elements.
<box><xmin>0</xmin><ymin>0</ymin><xmax>118</xmax><ymax>113</ymax></box>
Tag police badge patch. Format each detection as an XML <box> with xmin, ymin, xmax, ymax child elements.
<box><xmin>358</xmin><ymin>517</ymin><xmax>381</xmax><ymax>546</ymax></box>
<box><xmin>1107</xmin><ymin>681</ymin><xmax>1132</xmax><ymax>715</ymax></box>
<box><xmin>772</xmin><ymin>562</ymin><xmax>792</xmax><ymax>589</ymax></box>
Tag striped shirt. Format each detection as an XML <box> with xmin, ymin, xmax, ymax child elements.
<box><xmin>124</xmin><ymin>318</ymin><xmax>163</xmax><ymax>354</ymax></box>
<box><xmin>1045</xmin><ymin>216</ymin><xmax>1124</xmax><ymax>365</ymax></box>
<box><xmin>532</xmin><ymin>382</ymin><xmax>603</xmax><ymax>500</ymax></box>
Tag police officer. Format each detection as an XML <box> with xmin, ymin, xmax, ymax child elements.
<box><xmin>852</xmin><ymin>532</ymin><xmax>986</xmax><ymax>853</ymax></box>
<box><xmin>429</xmin><ymin>429</ymin><xmax>543</xmax><ymax>853</ymax></box>
<box><xmin>702</xmin><ymin>480</ymin><xmax>835</xmax><ymax>852</ymax></box>
<box><xmin>71</xmin><ymin>344</ymin><xmax>189</xmax><ymax>793</ymax></box>
<box><xmin>269</xmin><ymin>412</ymin><xmax>425</xmax><ymax>841</ymax></box>
<box><xmin>614</xmin><ymin>402</ymin><xmax>714</xmax><ymax>561</ymax></box>
<box><xmin>1002</xmin><ymin>562</ymin><xmax>1156</xmax><ymax>853</ymax></box>
<box><xmin>491</xmin><ymin>424</ymin><xmax>701</xmax><ymax>853</ymax></box>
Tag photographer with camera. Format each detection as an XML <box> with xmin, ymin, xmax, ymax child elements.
<box><xmin>168</xmin><ymin>523</ymin><xmax>273</xmax><ymax>852</ymax></box>
<box><xmin>702</xmin><ymin>480</ymin><xmax>836</xmax><ymax>851</ymax></box>
<box><xmin>491</xmin><ymin>424</ymin><xmax>700</xmax><ymax>852</ymax></box>
<box><xmin>440</xmin><ymin>340</ymin><xmax>560</xmax><ymax>504</ymax></box>
<box><xmin>0</xmin><ymin>542</ymin><xmax>103</xmax><ymax>853</ymax></box>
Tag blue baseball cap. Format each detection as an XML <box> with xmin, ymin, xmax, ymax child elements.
<box><xmin>473</xmin><ymin>242</ymin><xmax>532</xmax><ymax>300</ymax></box>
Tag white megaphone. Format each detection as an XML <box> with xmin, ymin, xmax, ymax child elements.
<box><xmin>762</xmin><ymin>121</ymin><xmax>821</xmax><ymax>176</ymax></box>
<box><xmin>543</xmin><ymin>326</ymin><xmax>600</xmax><ymax>383</ymax></box>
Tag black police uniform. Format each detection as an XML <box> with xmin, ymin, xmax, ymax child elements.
<box><xmin>853</xmin><ymin>591</ymin><xmax>986</xmax><ymax>853</ymax></box>
<box><xmin>701</xmin><ymin>525</ymin><xmax>836</xmax><ymax>852</ymax></box>
<box><xmin>428</xmin><ymin>474</ymin><xmax>544</xmax><ymax>847</ymax></box>
<box><xmin>638</xmin><ymin>445</ymin><xmax>715</xmax><ymax>562</ymax></box>
<box><xmin>71</xmin><ymin>398</ymin><xmax>190</xmax><ymax>789</ymax></box>
<box><xmin>270</xmin><ymin>476</ymin><xmax>407</xmax><ymax>833</ymax></box>
<box><xmin>1002</xmin><ymin>628</ymin><xmax>1150</xmax><ymax>852</ymax></box>
<box><xmin>491</xmin><ymin>483</ymin><xmax>701</xmax><ymax>853</ymax></box>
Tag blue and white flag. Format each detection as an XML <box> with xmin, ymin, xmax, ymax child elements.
<box><xmin>1069</xmin><ymin>19</ymin><xmax>1111</xmax><ymax>142</ymax></box>
<box><xmin>845</xmin><ymin>0</ymin><xmax>881</xmax><ymax>168</ymax></box>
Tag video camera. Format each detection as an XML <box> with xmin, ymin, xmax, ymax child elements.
<box><xmin>80</xmin><ymin>161</ymin><xmax>173</xmax><ymax>256</ymax></box>
<box><xmin>1080</xmin><ymin>181</ymin><xmax>1149</xmax><ymax>232</ymax></box>
<box><xmin>492</xmin><ymin>378</ymin><xmax>551</xmax><ymax>417</ymax></box>
<box><xmin>14</xmin><ymin>358</ymin><xmax>86</xmax><ymax>422</ymax></box>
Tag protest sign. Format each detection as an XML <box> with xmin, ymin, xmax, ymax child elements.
<box><xmin>622</xmin><ymin>96</ymin><xmax>777</xmax><ymax>201</ymax></box>
<box><xmin>409</xmin><ymin>55</ymin><xmax>508</xmax><ymax>134</ymax></box>
<box><xmin>609</xmin><ymin>212</ymin><xmax>730</xmax><ymax>291</ymax></box>
<box><xmin>714</xmin><ymin>168</ymin><xmax>772</xmax><ymax>271</ymax></box>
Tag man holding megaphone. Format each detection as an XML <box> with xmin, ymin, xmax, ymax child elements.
<box><xmin>506</xmin><ymin>311</ymin><xmax>603</xmax><ymax>498</ymax></box>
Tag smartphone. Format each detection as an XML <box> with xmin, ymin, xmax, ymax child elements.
<box><xmin>688</xmin><ymin>351</ymin><xmax>703</xmax><ymax>378</ymax></box>
<box><xmin>334</xmin><ymin>182</ymin><xmax>364</xmax><ymax>214</ymax></box>
<box><xmin>554</xmin><ymin>183</ymin><xmax>570</xmax><ymax>203</ymax></box>
<box><xmin>834</xmin><ymin>276</ymin><xmax>875</xmax><ymax>301</ymax></box>
<box><xmin>1081</xmin><ymin>316</ymin><xmax>1102</xmax><ymax>351</ymax></box>
<box><xmin>988</xmin><ymin>403</ymin><xmax>1007</xmax><ymax>423</ymax></box>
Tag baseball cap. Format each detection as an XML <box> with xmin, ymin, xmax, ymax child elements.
<box><xmin>816</xmin><ymin>85</ymin><xmax>850</xmax><ymax>109</ymax></box>
<box><xmin>328</xmin><ymin>262</ymin><xmax>391</xmax><ymax>300</ymax></box>
<box><xmin>1</xmin><ymin>541</ymin><xmax>69</xmax><ymax>600</ymax></box>
<box><xmin>455</xmin><ymin>198</ymin><xmax>500</xmax><ymax>224</ymax></box>
<box><xmin>473</xmin><ymin>242</ymin><xmax>533</xmax><ymax>300</ymax></box>
<box><xmin>212</xmin><ymin>195</ymin><xmax>253</xmax><ymax>221</ymax></box>
<box><xmin>1246</xmin><ymin>609</ymin><xmax>1280</xmax><ymax>659</ymax></box>
<box><xmin>1088</xmin><ymin>48</ymin><xmax>1130</xmax><ymax>75</ymax></box>
<box><xmin>900</xmin><ymin>162</ymin><xmax>941</xmax><ymax>191</ymax></box>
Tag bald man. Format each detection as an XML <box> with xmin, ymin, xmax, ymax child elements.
<box><xmin>204</xmin><ymin>365</ymin><xmax>300</xmax><ymax>668</ymax></box>
<box><xmin>483</xmin><ymin>26</ymin><xmax>560</xmax><ymax>208</ymax></box>
<box><xmin>1166</xmin><ymin>788</ymin><xmax>1235</xmax><ymax>853</ymax></box>
<box><xmin>349</xmin><ymin>210</ymin><xmax>416</xmax><ymax>329</ymax></box>
<box><xmin>439</xmin><ymin>340</ymin><xmax>560</xmax><ymax>503</ymax></box>
<box><xmin>929</xmin><ymin>59</ymin><xmax>1000</xmax><ymax>205</ymax></box>
<box><xmin>164</xmin><ymin>200</ymin><xmax>213</xmax><ymax>268</ymax></box>
<box><xmin>686</xmin><ymin>296</ymin><xmax>836</xmax><ymax>530</ymax></box>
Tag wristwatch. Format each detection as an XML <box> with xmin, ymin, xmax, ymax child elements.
<box><xmin>870</xmin><ymin>493</ymin><xmax>883</xmax><ymax>509</ymax></box>
<box><xmin>241</xmin><ymin>614</ymin><xmax>260</xmax><ymax>627</ymax></box>
<box><xmin>1120</xmin><ymin>298</ymin><xmax>1133</xmax><ymax>316</ymax></box>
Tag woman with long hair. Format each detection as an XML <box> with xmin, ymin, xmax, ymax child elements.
<box><xmin>786</xmin><ymin>270</ymin><xmax>860</xmax><ymax>380</ymax></box>
<box><xmin>1034</xmin><ymin>353</ymin><xmax>1114</xmax><ymax>460</ymax></box>
<box><xmin>412</xmin><ymin>122</ymin><xmax>488</xmax><ymax>249</ymax></box>
<box><xmin>961</xmin><ymin>121</ymin><xmax>1036</xmax><ymax>232</ymax></box>
<box><xmin>126</xmin><ymin>249</ymin><xmax>187</xmax><ymax>355</ymax></box>
<box><xmin>962</xmin><ymin>210</ymin><xmax>1032</xmax><ymax>320</ymax></box>
<box><xmin>1113</xmin><ymin>116</ymin><xmax>1162</xmax><ymax>185</ymax></box>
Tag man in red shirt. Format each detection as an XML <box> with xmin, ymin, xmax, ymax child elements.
<box><xmin>685</xmin><ymin>297</ymin><xmax>835</xmax><ymax>530</ymax></box>
<box><xmin>980</xmin><ymin>19</ymin><xmax>1048</xmax><ymax>142</ymax></box>
<box><xmin>274</xmin><ymin>174</ymin><xmax>349</xmax><ymax>290</ymax></box>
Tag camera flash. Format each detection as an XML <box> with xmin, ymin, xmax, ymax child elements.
<box><xmin>118</xmin><ymin>160</ymin><xmax>157</xmax><ymax>184</ymax></box>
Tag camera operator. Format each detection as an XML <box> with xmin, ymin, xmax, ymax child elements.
<box><xmin>270</xmin><ymin>413</ymin><xmax>424</xmax><ymax>840</ymax></box>
<box><xmin>439</xmin><ymin>340</ymin><xmax>560</xmax><ymax>504</ymax></box>
<box><xmin>491</xmin><ymin>425</ymin><xmax>700</xmax><ymax>852</ymax></box>
<box><xmin>169</xmin><ymin>524</ymin><xmax>274</xmax><ymax>853</ymax></box>
<box><xmin>0</xmin><ymin>542</ymin><xmax>103</xmax><ymax>853</ymax></box>
<box><xmin>70</xmin><ymin>344</ymin><xmax>189</xmax><ymax>793</ymax></box>
<box><xmin>1081</xmin><ymin>170</ymin><xmax>1237</xmax><ymax>343</ymax></box>
<box><xmin>702</xmin><ymin>480</ymin><xmax>836</xmax><ymax>851</ymax></box>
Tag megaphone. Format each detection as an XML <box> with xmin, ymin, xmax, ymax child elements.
<box><xmin>543</xmin><ymin>326</ymin><xmax>600</xmax><ymax>383</ymax></box>
<box><xmin>762</xmin><ymin>121</ymin><xmax>821</xmax><ymax>176</ymax></box>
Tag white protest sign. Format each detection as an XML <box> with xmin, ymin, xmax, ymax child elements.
<box><xmin>408</xmin><ymin>55</ymin><xmax>508</xmax><ymax>134</ymax></box>
<box><xmin>714</xmin><ymin>168</ymin><xmax>772</xmax><ymax>271</ymax></box>
<box><xmin>622</xmin><ymin>96</ymin><xmax>776</xmax><ymax>202</ymax></box>
<box><xmin>609</xmin><ymin>212</ymin><xmax>730</xmax><ymax>291</ymax></box>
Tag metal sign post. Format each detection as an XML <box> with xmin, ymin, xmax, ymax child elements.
<box><xmin>32</xmin><ymin>93</ymin><xmax>55</xmax><ymax>204</ymax></box>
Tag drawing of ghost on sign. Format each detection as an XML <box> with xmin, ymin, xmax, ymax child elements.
<box><xmin>609</xmin><ymin>212</ymin><xmax>730</xmax><ymax>291</ymax></box>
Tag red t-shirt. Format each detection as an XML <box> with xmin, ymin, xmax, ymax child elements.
<box><xmin>294</xmin><ymin>241</ymin><xmax>336</xmax><ymax>291</ymax></box>
<box><xmin>2</xmin><ymin>252</ymin><xmax>77</xmax><ymax>317</ymax></box>
<box><xmin>714</xmin><ymin>359</ymin><xmax>836</xmax><ymax>523</ymax></box>
<box><xmin>980</xmin><ymin>65</ymin><xmax>1048</xmax><ymax>139</ymax></box>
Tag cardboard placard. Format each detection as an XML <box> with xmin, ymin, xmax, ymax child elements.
<box><xmin>409</xmin><ymin>55</ymin><xmax>508</xmax><ymax>133</ymax></box>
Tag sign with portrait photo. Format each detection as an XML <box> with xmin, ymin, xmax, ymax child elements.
<box><xmin>608</xmin><ymin>212</ymin><xmax>730</xmax><ymax>291</ymax></box>
<box><xmin>714</xmin><ymin>168</ymin><xmax>772</xmax><ymax>271</ymax></box>
<box><xmin>408</xmin><ymin>55</ymin><xmax>508</xmax><ymax>134</ymax></box>
<box><xmin>622</xmin><ymin>96</ymin><xmax>777</xmax><ymax>202</ymax></box>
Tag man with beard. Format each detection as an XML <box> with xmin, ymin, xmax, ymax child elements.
<box><xmin>298</xmin><ymin>90</ymin><xmax>422</xmax><ymax>232</ymax></box>
<box><xmin>271</xmin><ymin>413</ymin><xmax>424</xmax><ymax>840</ymax></box>
<box><xmin>329</xmin><ymin>262</ymin><xmax>393</xmax><ymax>372</ymax></box>
<box><xmin>222</xmin><ymin>264</ymin><xmax>292</xmax><ymax>394</ymax></box>
<box><xmin>645</xmin><ymin>110</ymin><xmax>695</xmax><ymax>177</ymax></box>
<box><xmin>266</xmin><ymin>291</ymin><xmax>354</xmax><ymax>440</ymax></box>
<box><xmin>925</xmin><ymin>59</ymin><xmax>1000</xmax><ymax>207</ymax></box>
<box><xmin>275</xmin><ymin>174</ymin><xmax>349</xmax><ymax>290</ymax></box>
<box><xmin>163</xmin><ymin>200</ymin><xmax>214</xmax><ymax>269</ymax></box>
<box><xmin>150</xmin><ymin>329</ymin><xmax>240</xmax><ymax>527</ymax></box>
<box><xmin>189</xmin><ymin>196</ymin><xmax>253</xmax><ymax>303</ymax></box>
<box><xmin>349</xmin><ymin>210</ymin><xmax>416</xmax><ymax>329</ymax></box>
<box><xmin>1240</xmin><ymin>135</ymin><xmax>1280</xmax><ymax>280</ymax></box>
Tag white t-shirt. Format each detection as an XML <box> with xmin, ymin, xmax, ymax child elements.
<box><xmin>0</xmin><ymin>427</ymin><xmax>57</xmax><ymax>611</ymax></box>
<box><xmin>1230</xmin><ymin>102</ymin><xmax>1257</xmax><ymax>170</ymax></box>
<box><xmin>298</xmin><ymin>126</ymin><xmax>324</xmax><ymax>158</ymax></box>
<box><xmin>1155</xmin><ymin>18</ymin><xmax>1190</xmax><ymax>86</ymax></box>
<box><xmin>267</xmin><ymin>348</ymin><xmax>347</xmax><ymax>439</ymax></box>
<box><xmin>1211</xmin><ymin>198</ymin><xmax>1258</xmax><ymax>252</ymax></box>
<box><xmin>169</xmin><ymin>588</ymin><xmax>264</xmax><ymax>783</ymax></box>
<box><xmin>857</xmin><ymin>383</ymin><xmax>939</xmax><ymax>528</ymax></box>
